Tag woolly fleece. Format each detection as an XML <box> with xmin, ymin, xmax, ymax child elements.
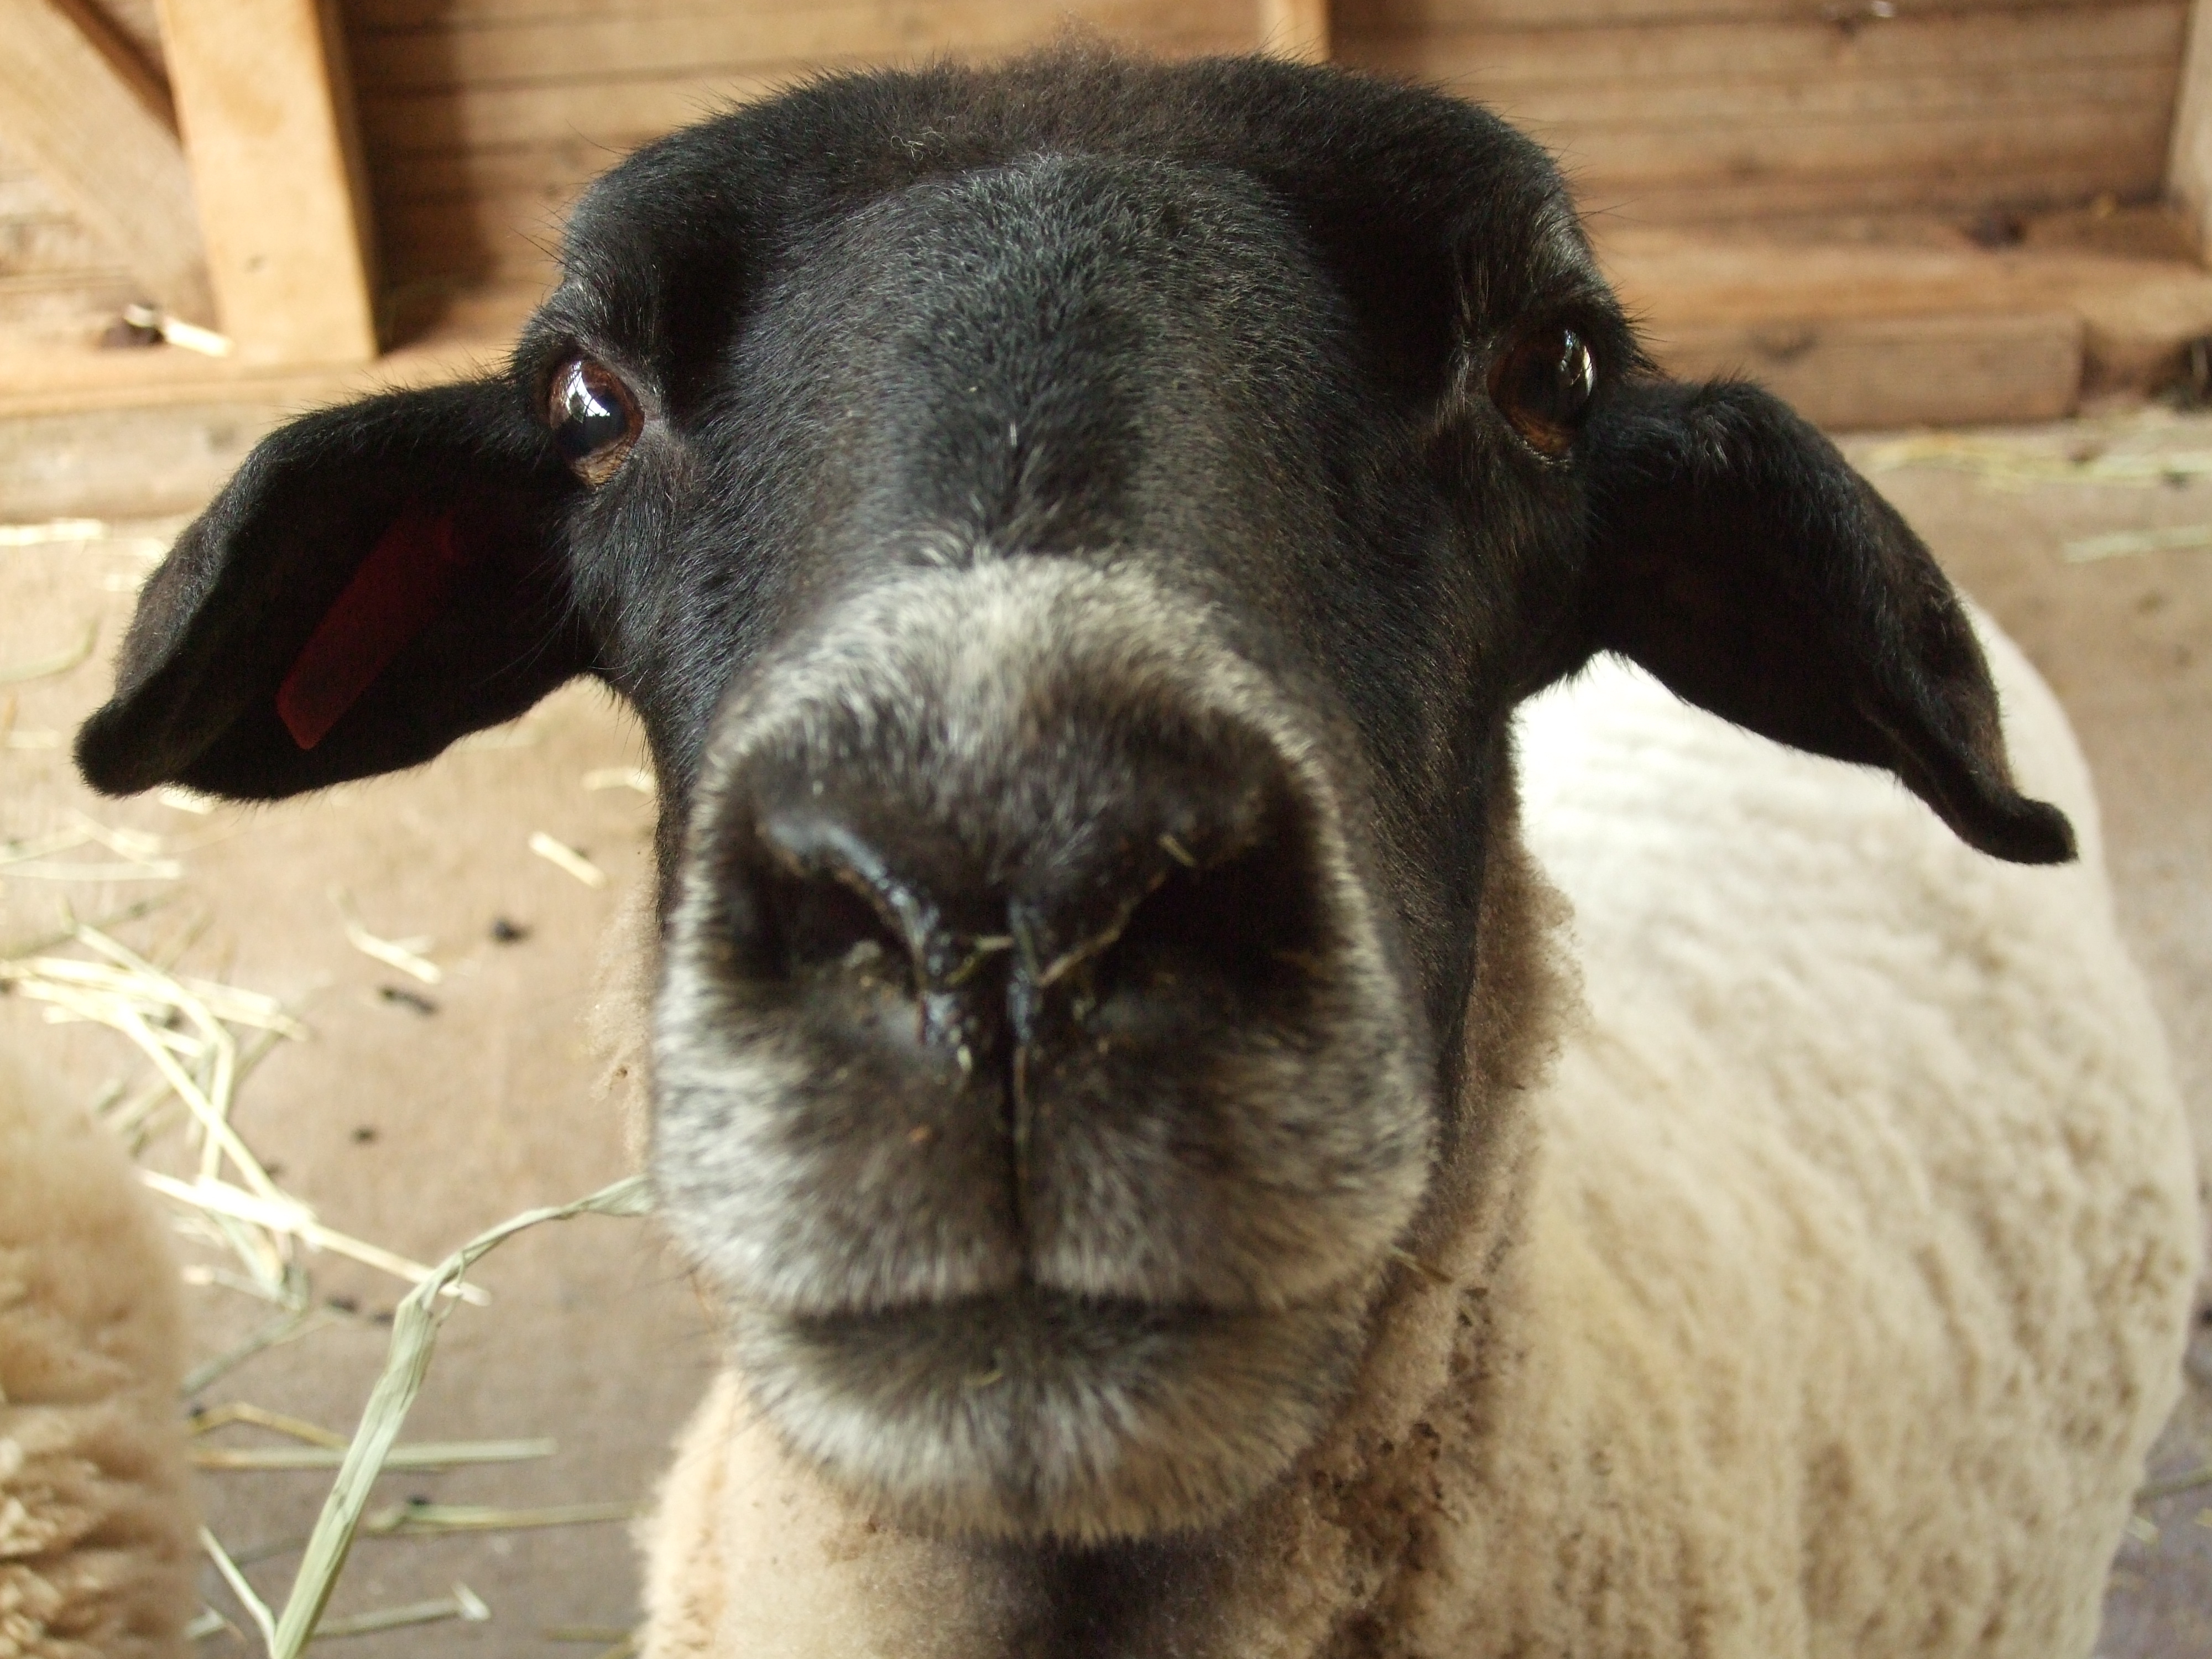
<box><xmin>0</xmin><ymin>1048</ymin><xmax>195</xmax><ymax>1659</ymax></box>
<box><xmin>634</xmin><ymin>620</ymin><xmax>2199</xmax><ymax>1658</ymax></box>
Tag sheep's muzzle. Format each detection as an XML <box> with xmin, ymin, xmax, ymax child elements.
<box><xmin>650</xmin><ymin>562</ymin><xmax>1432</xmax><ymax>1539</ymax></box>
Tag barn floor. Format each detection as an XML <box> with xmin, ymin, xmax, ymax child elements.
<box><xmin>1</xmin><ymin>401</ymin><xmax>2208</xmax><ymax>1656</ymax></box>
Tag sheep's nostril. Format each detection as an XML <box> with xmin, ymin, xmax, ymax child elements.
<box><xmin>721</xmin><ymin>722</ymin><xmax>1326</xmax><ymax>1081</ymax></box>
<box><xmin>1104</xmin><ymin>837</ymin><xmax>1316</xmax><ymax>1003</ymax></box>
<box><xmin>1025</xmin><ymin>802</ymin><xmax>1323</xmax><ymax>1039</ymax></box>
<box><xmin>760</xmin><ymin>867</ymin><xmax>914</xmax><ymax>991</ymax></box>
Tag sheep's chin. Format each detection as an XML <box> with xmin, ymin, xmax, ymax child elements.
<box><xmin>725</xmin><ymin>1284</ymin><xmax>1370</xmax><ymax>1542</ymax></box>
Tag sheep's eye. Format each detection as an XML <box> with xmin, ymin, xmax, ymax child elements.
<box><xmin>548</xmin><ymin>356</ymin><xmax>640</xmax><ymax>484</ymax></box>
<box><xmin>1488</xmin><ymin>325</ymin><xmax>1595</xmax><ymax>458</ymax></box>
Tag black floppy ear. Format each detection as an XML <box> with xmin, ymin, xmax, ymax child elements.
<box><xmin>1578</xmin><ymin>379</ymin><xmax>2073</xmax><ymax>864</ymax></box>
<box><xmin>77</xmin><ymin>378</ymin><xmax>591</xmax><ymax>800</ymax></box>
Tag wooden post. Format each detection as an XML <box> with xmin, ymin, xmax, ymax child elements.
<box><xmin>0</xmin><ymin>0</ymin><xmax>215</xmax><ymax>324</ymax></box>
<box><xmin>1259</xmin><ymin>0</ymin><xmax>1330</xmax><ymax>61</ymax></box>
<box><xmin>155</xmin><ymin>0</ymin><xmax>380</xmax><ymax>365</ymax></box>
<box><xmin>2169</xmin><ymin>0</ymin><xmax>2212</xmax><ymax>262</ymax></box>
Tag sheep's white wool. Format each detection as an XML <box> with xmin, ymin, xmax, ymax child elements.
<box><xmin>638</xmin><ymin>619</ymin><xmax>2198</xmax><ymax>1657</ymax></box>
<box><xmin>0</xmin><ymin>1048</ymin><xmax>195</xmax><ymax>1659</ymax></box>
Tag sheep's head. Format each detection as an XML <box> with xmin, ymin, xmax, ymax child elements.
<box><xmin>77</xmin><ymin>51</ymin><xmax>2071</xmax><ymax>1545</ymax></box>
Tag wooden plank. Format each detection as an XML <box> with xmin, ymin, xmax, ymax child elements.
<box><xmin>0</xmin><ymin>278</ymin><xmax>539</xmax><ymax>418</ymax></box>
<box><xmin>47</xmin><ymin>0</ymin><xmax>176</xmax><ymax>129</ymax></box>
<box><xmin>2167</xmin><ymin>0</ymin><xmax>2212</xmax><ymax>257</ymax></box>
<box><xmin>0</xmin><ymin>400</ymin><xmax>281</xmax><ymax>519</ymax></box>
<box><xmin>1259</xmin><ymin>0</ymin><xmax>1332</xmax><ymax>58</ymax></box>
<box><xmin>158</xmin><ymin>0</ymin><xmax>380</xmax><ymax>364</ymax></box>
<box><xmin>1530</xmin><ymin>106</ymin><xmax>2169</xmax><ymax>192</ymax></box>
<box><xmin>0</xmin><ymin>0</ymin><xmax>213</xmax><ymax>322</ymax></box>
<box><xmin>1454</xmin><ymin>63</ymin><xmax>2173</xmax><ymax>128</ymax></box>
<box><xmin>1608</xmin><ymin>226</ymin><xmax>2212</xmax><ymax>403</ymax></box>
<box><xmin>1646</xmin><ymin>309</ymin><xmax>2083</xmax><ymax>428</ymax></box>
<box><xmin>0</xmin><ymin>215</ymin><xmax>123</xmax><ymax>277</ymax></box>
<box><xmin>352</xmin><ymin>0</ymin><xmax>2148</xmax><ymax>24</ymax></box>
<box><xmin>1601</xmin><ymin>224</ymin><xmax>2209</xmax><ymax>320</ymax></box>
<box><xmin>353</xmin><ymin>50</ymin><xmax>2167</xmax><ymax>159</ymax></box>
<box><xmin>1333</xmin><ymin>0</ymin><xmax>2153</xmax><ymax>28</ymax></box>
<box><xmin>346</xmin><ymin>0</ymin><xmax>1338</xmax><ymax>25</ymax></box>
<box><xmin>1337</xmin><ymin>4</ymin><xmax>2185</xmax><ymax>83</ymax></box>
<box><xmin>86</xmin><ymin>0</ymin><xmax>166</xmax><ymax>74</ymax></box>
<box><xmin>364</xmin><ymin>138</ymin><xmax>617</xmax><ymax>204</ymax></box>
<box><xmin>1570</xmin><ymin>163</ymin><xmax>2176</xmax><ymax>222</ymax></box>
<box><xmin>349</xmin><ymin>0</ymin><xmax>1253</xmax><ymax>90</ymax></box>
<box><xmin>0</xmin><ymin>267</ymin><xmax>143</xmax><ymax>349</ymax></box>
<box><xmin>377</xmin><ymin>194</ymin><xmax>573</xmax><ymax>281</ymax></box>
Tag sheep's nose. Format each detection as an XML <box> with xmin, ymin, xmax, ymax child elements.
<box><xmin>724</xmin><ymin>719</ymin><xmax>1323</xmax><ymax>1078</ymax></box>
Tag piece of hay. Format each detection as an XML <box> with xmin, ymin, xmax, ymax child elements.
<box><xmin>2061</xmin><ymin>523</ymin><xmax>2212</xmax><ymax>563</ymax></box>
<box><xmin>0</xmin><ymin>620</ymin><xmax>96</xmax><ymax>685</ymax></box>
<box><xmin>530</xmin><ymin>831</ymin><xmax>608</xmax><ymax>888</ymax></box>
<box><xmin>267</xmin><ymin>1176</ymin><xmax>652</xmax><ymax>1658</ymax></box>
<box><xmin>582</xmin><ymin>766</ymin><xmax>654</xmax><ymax>796</ymax></box>
<box><xmin>140</xmin><ymin>1171</ymin><xmax>492</xmax><ymax>1306</ymax></box>
<box><xmin>311</xmin><ymin>1583</ymin><xmax>489</xmax><ymax>1639</ymax></box>
<box><xmin>191</xmin><ymin>1402</ymin><xmax>348</xmax><ymax>1449</ymax></box>
<box><xmin>202</xmin><ymin>1526</ymin><xmax>278</xmax><ymax>1651</ymax></box>
<box><xmin>192</xmin><ymin>1439</ymin><xmax>554</xmax><ymax>1473</ymax></box>
<box><xmin>363</xmin><ymin>1499</ymin><xmax>639</xmax><ymax>1536</ymax></box>
<box><xmin>332</xmin><ymin>889</ymin><xmax>442</xmax><ymax>984</ymax></box>
<box><xmin>0</xmin><ymin>517</ymin><xmax>106</xmax><ymax>547</ymax></box>
<box><xmin>1864</xmin><ymin>432</ymin><xmax>2212</xmax><ymax>490</ymax></box>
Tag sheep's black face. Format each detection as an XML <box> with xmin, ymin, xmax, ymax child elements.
<box><xmin>77</xmin><ymin>50</ymin><xmax>2075</xmax><ymax>1549</ymax></box>
<box><xmin>564</xmin><ymin>142</ymin><xmax>1596</xmax><ymax>1538</ymax></box>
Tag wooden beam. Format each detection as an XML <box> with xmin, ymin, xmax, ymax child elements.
<box><xmin>2168</xmin><ymin>0</ymin><xmax>2212</xmax><ymax>259</ymax></box>
<box><xmin>47</xmin><ymin>0</ymin><xmax>177</xmax><ymax>131</ymax></box>
<box><xmin>1260</xmin><ymin>0</ymin><xmax>1329</xmax><ymax>59</ymax></box>
<box><xmin>156</xmin><ymin>0</ymin><xmax>379</xmax><ymax>365</ymax></box>
<box><xmin>0</xmin><ymin>0</ymin><xmax>213</xmax><ymax>323</ymax></box>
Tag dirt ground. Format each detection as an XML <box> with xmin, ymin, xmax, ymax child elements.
<box><xmin>1</xmin><ymin>403</ymin><xmax>2207</xmax><ymax>1655</ymax></box>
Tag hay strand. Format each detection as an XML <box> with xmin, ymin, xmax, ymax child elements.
<box><xmin>141</xmin><ymin>1171</ymin><xmax>493</xmax><ymax>1305</ymax></box>
<box><xmin>0</xmin><ymin>620</ymin><xmax>96</xmax><ymax>685</ymax></box>
<box><xmin>1864</xmin><ymin>434</ymin><xmax>2212</xmax><ymax>491</ymax></box>
<box><xmin>309</xmin><ymin>1583</ymin><xmax>489</xmax><ymax>1640</ymax></box>
<box><xmin>267</xmin><ymin>1176</ymin><xmax>653</xmax><ymax>1659</ymax></box>
<box><xmin>192</xmin><ymin>1439</ymin><xmax>554</xmax><ymax>1473</ymax></box>
<box><xmin>363</xmin><ymin>1498</ymin><xmax>639</xmax><ymax>1536</ymax></box>
<box><xmin>202</xmin><ymin>1526</ymin><xmax>279</xmax><ymax>1652</ymax></box>
<box><xmin>582</xmin><ymin>766</ymin><xmax>654</xmax><ymax>796</ymax></box>
<box><xmin>332</xmin><ymin>889</ymin><xmax>442</xmax><ymax>984</ymax></box>
<box><xmin>0</xmin><ymin>517</ymin><xmax>106</xmax><ymax>547</ymax></box>
<box><xmin>2062</xmin><ymin>523</ymin><xmax>2212</xmax><ymax>563</ymax></box>
<box><xmin>191</xmin><ymin>1402</ymin><xmax>350</xmax><ymax>1450</ymax></box>
<box><xmin>529</xmin><ymin>831</ymin><xmax>608</xmax><ymax>888</ymax></box>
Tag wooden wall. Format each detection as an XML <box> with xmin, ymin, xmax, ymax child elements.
<box><xmin>1334</xmin><ymin>0</ymin><xmax>2187</xmax><ymax>225</ymax></box>
<box><xmin>0</xmin><ymin>142</ymin><xmax>140</xmax><ymax>352</ymax></box>
<box><xmin>0</xmin><ymin>0</ymin><xmax>2195</xmax><ymax>408</ymax></box>
<box><xmin>342</xmin><ymin>0</ymin><xmax>1261</xmax><ymax>294</ymax></box>
<box><xmin>0</xmin><ymin>0</ymin><xmax>168</xmax><ymax>350</ymax></box>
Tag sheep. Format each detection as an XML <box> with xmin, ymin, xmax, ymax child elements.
<box><xmin>69</xmin><ymin>46</ymin><xmax>2198</xmax><ymax>1657</ymax></box>
<box><xmin>0</xmin><ymin>1046</ymin><xmax>196</xmax><ymax>1658</ymax></box>
<box><xmin>625</xmin><ymin>618</ymin><xmax>2195</xmax><ymax>1658</ymax></box>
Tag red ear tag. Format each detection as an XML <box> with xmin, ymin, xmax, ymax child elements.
<box><xmin>275</xmin><ymin>508</ymin><xmax>473</xmax><ymax>751</ymax></box>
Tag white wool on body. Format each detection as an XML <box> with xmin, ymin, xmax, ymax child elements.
<box><xmin>639</xmin><ymin>620</ymin><xmax>2199</xmax><ymax>1658</ymax></box>
<box><xmin>0</xmin><ymin>1050</ymin><xmax>196</xmax><ymax>1659</ymax></box>
<box><xmin>1418</xmin><ymin>625</ymin><xmax>2197</xmax><ymax>1654</ymax></box>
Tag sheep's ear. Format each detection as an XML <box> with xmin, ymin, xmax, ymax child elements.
<box><xmin>77</xmin><ymin>378</ymin><xmax>591</xmax><ymax>800</ymax></box>
<box><xmin>1578</xmin><ymin>379</ymin><xmax>2074</xmax><ymax>864</ymax></box>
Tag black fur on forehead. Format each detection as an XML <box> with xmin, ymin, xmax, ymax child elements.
<box><xmin>545</xmin><ymin>46</ymin><xmax>1618</xmax><ymax>403</ymax></box>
